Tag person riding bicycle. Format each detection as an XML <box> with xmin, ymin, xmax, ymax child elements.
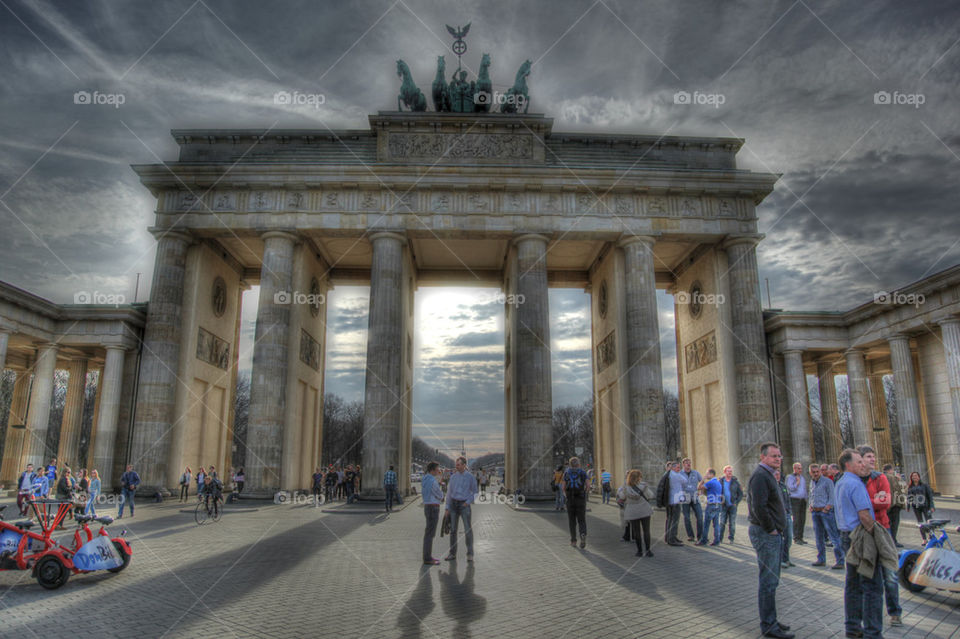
<box><xmin>200</xmin><ymin>474</ymin><xmax>223</xmax><ymax>509</ymax></box>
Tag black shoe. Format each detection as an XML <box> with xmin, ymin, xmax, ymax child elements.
<box><xmin>667</xmin><ymin>541</ymin><xmax>684</xmax><ymax>547</ymax></box>
<box><xmin>795</xmin><ymin>539</ymin><xmax>807</xmax><ymax>545</ymax></box>
<box><xmin>579</xmin><ymin>534</ymin><xmax>586</xmax><ymax>549</ymax></box>
<box><xmin>762</xmin><ymin>628</ymin><xmax>794</xmax><ymax>639</ymax></box>
<box><xmin>645</xmin><ymin>550</ymin><xmax>653</xmax><ymax>557</ymax></box>
<box><xmin>831</xmin><ymin>562</ymin><xmax>845</xmax><ymax>570</ymax></box>
<box><xmin>895</xmin><ymin>542</ymin><xmax>904</xmax><ymax>548</ymax></box>
<box><xmin>687</xmin><ymin>536</ymin><xmax>695</xmax><ymax>541</ymax></box>
<box><xmin>811</xmin><ymin>561</ymin><xmax>825</xmax><ymax>566</ymax></box>
<box><xmin>635</xmin><ymin>550</ymin><xmax>644</xmax><ymax>557</ymax></box>
<box><xmin>778</xmin><ymin>622</ymin><xmax>790</xmax><ymax>631</ymax></box>
<box><xmin>845</xmin><ymin>631</ymin><xmax>863</xmax><ymax>638</ymax></box>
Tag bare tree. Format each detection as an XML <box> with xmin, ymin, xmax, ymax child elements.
<box><xmin>231</xmin><ymin>371</ymin><xmax>250</xmax><ymax>470</ymax></box>
<box><xmin>551</xmin><ymin>399</ymin><xmax>594</xmax><ymax>466</ymax></box>
<box><xmin>663</xmin><ymin>390</ymin><xmax>681</xmax><ymax>460</ymax></box>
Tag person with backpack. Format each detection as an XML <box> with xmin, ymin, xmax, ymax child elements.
<box><xmin>600</xmin><ymin>468</ymin><xmax>613</xmax><ymax>504</ymax></box>
<box><xmin>17</xmin><ymin>463</ymin><xmax>36</xmax><ymax>516</ymax></box>
<box><xmin>561</xmin><ymin>456</ymin><xmax>591</xmax><ymax>549</ymax></box>
<box><xmin>623</xmin><ymin>469</ymin><xmax>655</xmax><ymax>557</ymax></box>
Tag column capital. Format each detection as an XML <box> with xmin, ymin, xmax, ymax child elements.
<box><xmin>0</xmin><ymin>317</ymin><xmax>16</xmax><ymax>333</ymax></box>
<box><xmin>260</xmin><ymin>230</ymin><xmax>301</xmax><ymax>244</ymax></box>
<box><xmin>844</xmin><ymin>347</ymin><xmax>866</xmax><ymax>356</ymax></box>
<box><xmin>512</xmin><ymin>233</ymin><xmax>550</xmax><ymax>247</ymax></box>
<box><xmin>721</xmin><ymin>234</ymin><xmax>765</xmax><ymax>251</ymax></box>
<box><xmin>617</xmin><ymin>234</ymin><xmax>658</xmax><ymax>250</ymax></box>
<box><xmin>367</xmin><ymin>231</ymin><xmax>407</xmax><ymax>245</ymax></box>
<box><xmin>35</xmin><ymin>342</ymin><xmax>60</xmax><ymax>355</ymax></box>
<box><xmin>886</xmin><ymin>333</ymin><xmax>913</xmax><ymax>345</ymax></box>
<box><xmin>781</xmin><ymin>348</ymin><xmax>804</xmax><ymax>357</ymax></box>
<box><xmin>937</xmin><ymin>315</ymin><xmax>960</xmax><ymax>328</ymax></box>
<box><xmin>148</xmin><ymin>228</ymin><xmax>194</xmax><ymax>244</ymax></box>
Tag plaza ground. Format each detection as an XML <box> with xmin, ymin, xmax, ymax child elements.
<box><xmin>1</xmin><ymin>491</ymin><xmax>958</xmax><ymax>639</ymax></box>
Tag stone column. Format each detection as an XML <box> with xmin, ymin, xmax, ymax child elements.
<box><xmin>722</xmin><ymin>237</ymin><xmax>775</xmax><ymax>460</ymax></box>
<box><xmin>91</xmin><ymin>346</ymin><xmax>126</xmax><ymax>490</ymax></box>
<box><xmin>246</xmin><ymin>231</ymin><xmax>298</xmax><ymax>496</ymax></box>
<box><xmin>0</xmin><ymin>371</ymin><xmax>31</xmax><ymax>483</ymax></box>
<box><xmin>513</xmin><ymin>234</ymin><xmax>553</xmax><ymax>497</ymax></box>
<box><xmin>941</xmin><ymin>318</ymin><xmax>960</xmax><ymax>463</ymax></box>
<box><xmin>58</xmin><ymin>358</ymin><xmax>88</xmax><ymax>468</ymax></box>
<box><xmin>619</xmin><ymin>236</ymin><xmax>666</xmax><ymax>481</ymax></box>
<box><xmin>845</xmin><ymin>349</ymin><xmax>874</xmax><ymax>450</ymax></box>
<box><xmin>23</xmin><ymin>343</ymin><xmax>59</xmax><ymax>468</ymax></box>
<box><xmin>783</xmin><ymin>350</ymin><xmax>812</xmax><ymax>465</ymax></box>
<box><xmin>129</xmin><ymin>231</ymin><xmax>192</xmax><ymax>492</ymax></box>
<box><xmin>817</xmin><ymin>361</ymin><xmax>843</xmax><ymax>464</ymax></box>
<box><xmin>868</xmin><ymin>374</ymin><xmax>894</xmax><ymax>465</ymax></box>
<box><xmin>361</xmin><ymin>232</ymin><xmax>408</xmax><ymax>498</ymax></box>
<box><xmin>888</xmin><ymin>334</ymin><xmax>928</xmax><ymax>478</ymax></box>
<box><xmin>771</xmin><ymin>354</ymin><xmax>793</xmax><ymax>463</ymax></box>
<box><xmin>0</xmin><ymin>327</ymin><xmax>10</xmax><ymax>371</ymax></box>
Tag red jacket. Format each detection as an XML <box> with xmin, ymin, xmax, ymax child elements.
<box><xmin>863</xmin><ymin>472</ymin><xmax>891</xmax><ymax>529</ymax></box>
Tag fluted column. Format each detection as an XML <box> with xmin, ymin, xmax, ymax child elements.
<box><xmin>888</xmin><ymin>334</ymin><xmax>928</xmax><ymax>478</ymax></box>
<box><xmin>845</xmin><ymin>349</ymin><xmax>874</xmax><ymax>449</ymax></box>
<box><xmin>91</xmin><ymin>346</ymin><xmax>126</xmax><ymax>490</ymax></box>
<box><xmin>783</xmin><ymin>350</ymin><xmax>812</xmax><ymax>465</ymax></box>
<box><xmin>940</xmin><ymin>318</ymin><xmax>960</xmax><ymax>458</ymax></box>
<box><xmin>868</xmin><ymin>374</ymin><xmax>894</xmax><ymax>465</ymax></box>
<box><xmin>58</xmin><ymin>358</ymin><xmax>88</xmax><ymax>468</ymax></box>
<box><xmin>619</xmin><ymin>236</ymin><xmax>666</xmax><ymax>481</ymax></box>
<box><xmin>361</xmin><ymin>232</ymin><xmax>408</xmax><ymax>497</ymax></box>
<box><xmin>23</xmin><ymin>343</ymin><xmax>59</xmax><ymax>468</ymax></box>
<box><xmin>514</xmin><ymin>234</ymin><xmax>553</xmax><ymax>497</ymax></box>
<box><xmin>771</xmin><ymin>354</ymin><xmax>793</xmax><ymax>463</ymax></box>
<box><xmin>129</xmin><ymin>231</ymin><xmax>192</xmax><ymax>492</ymax></box>
<box><xmin>817</xmin><ymin>361</ymin><xmax>843</xmax><ymax>464</ymax></box>
<box><xmin>0</xmin><ymin>371</ymin><xmax>31</xmax><ymax>483</ymax></box>
<box><xmin>722</xmin><ymin>237</ymin><xmax>775</xmax><ymax>459</ymax></box>
<box><xmin>246</xmin><ymin>231</ymin><xmax>299</xmax><ymax>496</ymax></box>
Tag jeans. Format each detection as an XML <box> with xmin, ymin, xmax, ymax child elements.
<box><xmin>888</xmin><ymin>506</ymin><xmax>901</xmax><ymax>544</ymax></box>
<box><xmin>781</xmin><ymin>512</ymin><xmax>793</xmax><ymax>563</ymax></box>
<box><xmin>118</xmin><ymin>489</ymin><xmax>135</xmax><ymax>517</ymax></box>
<box><xmin>840</xmin><ymin>532</ymin><xmax>884</xmax><ymax>638</ymax></box>
<box><xmin>748</xmin><ymin>524</ymin><xmax>783</xmax><ymax>633</ymax></box>
<box><xmin>345</xmin><ymin>483</ymin><xmax>357</xmax><ymax>504</ymax></box>
<box><xmin>566</xmin><ymin>494</ymin><xmax>587</xmax><ymax>541</ymax></box>
<box><xmin>812</xmin><ymin>510</ymin><xmax>844</xmax><ymax>564</ymax></box>
<box><xmin>601</xmin><ymin>483</ymin><xmax>611</xmax><ymax>504</ymax></box>
<box><xmin>682</xmin><ymin>500</ymin><xmax>703</xmax><ymax>540</ymax></box>
<box><xmin>700</xmin><ymin>504</ymin><xmax>721</xmax><ymax>543</ymax></box>
<box><xmin>790</xmin><ymin>498</ymin><xmax>807</xmax><ymax>541</ymax></box>
<box><xmin>554</xmin><ymin>488</ymin><xmax>565</xmax><ymax>510</ymax></box>
<box><xmin>719</xmin><ymin>503</ymin><xmax>737</xmax><ymax>540</ymax></box>
<box><xmin>629</xmin><ymin>516</ymin><xmax>651</xmax><ymax>553</ymax></box>
<box><xmin>665</xmin><ymin>504</ymin><xmax>682</xmax><ymax>543</ymax></box>
<box><xmin>85</xmin><ymin>493</ymin><xmax>98</xmax><ymax>516</ymax></box>
<box><xmin>447</xmin><ymin>500</ymin><xmax>474</xmax><ymax>556</ymax></box>
<box><xmin>384</xmin><ymin>484</ymin><xmax>394</xmax><ymax>510</ymax></box>
<box><xmin>423</xmin><ymin>504</ymin><xmax>440</xmax><ymax>561</ymax></box>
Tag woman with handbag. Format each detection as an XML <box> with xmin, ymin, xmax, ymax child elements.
<box><xmin>552</xmin><ymin>465</ymin><xmax>565</xmax><ymax>511</ymax></box>
<box><xmin>623</xmin><ymin>469</ymin><xmax>655</xmax><ymax>557</ymax></box>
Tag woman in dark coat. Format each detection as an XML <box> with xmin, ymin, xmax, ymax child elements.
<box><xmin>906</xmin><ymin>471</ymin><xmax>935</xmax><ymax>541</ymax></box>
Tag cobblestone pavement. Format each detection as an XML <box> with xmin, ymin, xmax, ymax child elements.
<box><xmin>0</xmin><ymin>493</ymin><xmax>958</xmax><ymax>639</ymax></box>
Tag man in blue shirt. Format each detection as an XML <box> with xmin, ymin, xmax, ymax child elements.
<box><xmin>666</xmin><ymin>461</ymin><xmax>686</xmax><ymax>546</ymax></box>
<box><xmin>808</xmin><ymin>463</ymin><xmax>844</xmax><ymax>569</ymax></box>
<box><xmin>697</xmin><ymin>469</ymin><xmax>723</xmax><ymax>546</ymax></box>
<box><xmin>117</xmin><ymin>464</ymin><xmax>140</xmax><ymax>519</ymax></box>
<box><xmin>786</xmin><ymin>462</ymin><xmax>808</xmax><ymax>545</ymax></box>
<box><xmin>718</xmin><ymin>465</ymin><xmax>743</xmax><ymax>543</ymax></box>
<box><xmin>835</xmin><ymin>449</ymin><xmax>882</xmax><ymax>639</ymax></box>
<box><xmin>600</xmin><ymin>468</ymin><xmax>613</xmax><ymax>504</ymax></box>
<box><xmin>562</xmin><ymin>457</ymin><xmax>591</xmax><ymax>548</ymax></box>
<box><xmin>421</xmin><ymin>462</ymin><xmax>444</xmax><ymax>565</ymax></box>
<box><xmin>445</xmin><ymin>456</ymin><xmax>478</xmax><ymax>561</ymax></box>
<box><xmin>383</xmin><ymin>466</ymin><xmax>399</xmax><ymax>513</ymax></box>
<box><xmin>681</xmin><ymin>458</ymin><xmax>703</xmax><ymax>542</ymax></box>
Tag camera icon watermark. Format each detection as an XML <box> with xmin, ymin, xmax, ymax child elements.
<box><xmin>873</xmin><ymin>90</ymin><xmax>924</xmax><ymax>108</ymax></box>
<box><xmin>73</xmin><ymin>90</ymin><xmax>126</xmax><ymax>109</ymax></box>
<box><xmin>873</xmin><ymin>290</ymin><xmax>925</xmax><ymax>308</ymax></box>
<box><xmin>473</xmin><ymin>91</ymin><xmax>526</xmax><ymax>108</ymax></box>
<box><xmin>273</xmin><ymin>91</ymin><xmax>325</xmax><ymax>108</ymax></box>
<box><xmin>74</xmin><ymin>290</ymin><xmax>126</xmax><ymax>305</ymax></box>
<box><xmin>675</xmin><ymin>290</ymin><xmax>725</xmax><ymax>307</ymax></box>
<box><xmin>673</xmin><ymin>90</ymin><xmax>725</xmax><ymax>108</ymax></box>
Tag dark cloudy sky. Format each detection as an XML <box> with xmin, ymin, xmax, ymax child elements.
<box><xmin>2</xmin><ymin>0</ymin><xmax>958</xmax><ymax>456</ymax></box>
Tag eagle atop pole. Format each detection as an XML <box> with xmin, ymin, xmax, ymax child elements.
<box><xmin>446</xmin><ymin>23</ymin><xmax>470</xmax><ymax>74</ymax></box>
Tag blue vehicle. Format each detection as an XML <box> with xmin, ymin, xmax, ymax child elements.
<box><xmin>898</xmin><ymin>518</ymin><xmax>960</xmax><ymax>594</ymax></box>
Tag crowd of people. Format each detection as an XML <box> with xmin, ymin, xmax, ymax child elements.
<box><xmin>15</xmin><ymin>456</ymin><xmax>109</xmax><ymax>521</ymax></box>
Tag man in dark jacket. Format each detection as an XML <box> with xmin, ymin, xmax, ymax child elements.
<box><xmin>718</xmin><ymin>464</ymin><xmax>743</xmax><ymax>543</ymax></box>
<box><xmin>747</xmin><ymin>442</ymin><xmax>793</xmax><ymax>639</ymax></box>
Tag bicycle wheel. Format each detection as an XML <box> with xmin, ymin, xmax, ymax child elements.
<box><xmin>211</xmin><ymin>498</ymin><xmax>223</xmax><ymax>522</ymax></box>
<box><xmin>194</xmin><ymin>500</ymin><xmax>209</xmax><ymax>525</ymax></box>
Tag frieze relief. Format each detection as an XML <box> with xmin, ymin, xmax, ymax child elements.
<box><xmin>386</xmin><ymin>132</ymin><xmax>534</xmax><ymax>160</ymax></box>
<box><xmin>596</xmin><ymin>330</ymin><xmax>616</xmax><ymax>373</ymax></box>
<box><xmin>684</xmin><ymin>330</ymin><xmax>718</xmax><ymax>373</ymax></box>
<box><xmin>197</xmin><ymin>327</ymin><xmax>230</xmax><ymax>370</ymax></box>
<box><xmin>300</xmin><ymin>329</ymin><xmax>321</xmax><ymax>372</ymax></box>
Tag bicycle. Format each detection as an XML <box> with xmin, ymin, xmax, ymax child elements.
<box><xmin>194</xmin><ymin>493</ymin><xmax>224</xmax><ymax>525</ymax></box>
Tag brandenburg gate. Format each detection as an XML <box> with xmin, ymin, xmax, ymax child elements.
<box><xmin>123</xmin><ymin>109</ymin><xmax>779</xmax><ymax>498</ymax></box>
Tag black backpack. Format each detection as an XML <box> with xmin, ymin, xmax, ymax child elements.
<box><xmin>655</xmin><ymin>471</ymin><xmax>670</xmax><ymax>508</ymax></box>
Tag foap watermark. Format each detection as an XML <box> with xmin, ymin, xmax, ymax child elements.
<box><xmin>873</xmin><ymin>90</ymin><xmax>925</xmax><ymax>108</ymax></box>
<box><xmin>274</xmin><ymin>91</ymin><xmax>325</xmax><ymax>108</ymax></box>
<box><xmin>273</xmin><ymin>290</ymin><xmax>326</xmax><ymax>306</ymax></box>
<box><xmin>73</xmin><ymin>90</ymin><xmax>126</xmax><ymax>109</ymax></box>
<box><xmin>482</xmin><ymin>492</ymin><xmax>525</xmax><ymax>506</ymax></box>
<box><xmin>479</xmin><ymin>291</ymin><xmax>525</xmax><ymax>308</ymax></box>
<box><xmin>874</xmin><ymin>290</ymin><xmax>925</xmax><ymax>308</ymax></box>
<box><xmin>74</xmin><ymin>290</ymin><xmax>126</xmax><ymax>305</ymax></box>
<box><xmin>473</xmin><ymin>91</ymin><xmax>526</xmax><ymax>109</ymax></box>
<box><xmin>274</xmin><ymin>491</ymin><xmax>325</xmax><ymax>506</ymax></box>
<box><xmin>675</xmin><ymin>290</ymin><xmax>724</xmax><ymax>308</ymax></box>
<box><xmin>673</xmin><ymin>90</ymin><xmax>725</xmax><ymax>108</ymax></box>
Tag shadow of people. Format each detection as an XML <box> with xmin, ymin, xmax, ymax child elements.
<box><xmin>396</xmin><ymin>565</ymin><xmax>436</xmax><ymax>639</ymax></box>
<box><xmin>438</xmin><ymin>563</ymin><xmax>487</xmax><ymax>638</ymax></box>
